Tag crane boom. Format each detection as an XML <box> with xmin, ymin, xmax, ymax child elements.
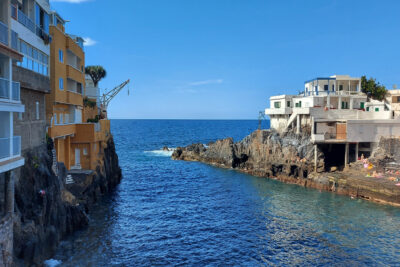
<box><xmin>101</xmin><ymin>79</ymin><xmax>130</xmax><ymax>112</ymax></box>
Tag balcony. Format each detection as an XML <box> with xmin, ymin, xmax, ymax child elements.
<box><xmin>0</xmin><ymin>21</ymin><xmax>8</xmax><ymax>46</ymax></box>
<box><xmin>0</xmin><ymin>77</ymin><xmax>20</xmax><ymax>102</ymax></box>
<box><xmin>304</xmin><ymin>90</ymin><xmax>365</xmax><ymax>97</ymax></box>
<box><xmin>0</xmin><ymin>136</ymin><xmax>21</xmax><ymax>160</ymax></box>
<box><xmin>265</xmin><ymin>107</ymin><xmax>292</xmax><ymax>115</ymax></box>
<box><xmin>66</xmin><ymin>91</ymin><xmax>83</xmax><ymax>106</ymax></box>
<box><xmin>13</xmin><ymin>8</ymin><xmax>51</xmax><ymax>44</ymax></box>
<box><xmin>66</xmin><ymin>65</ymin><xmax>84</xmax><ymax>83</ymax></box>
<box><xmin>48</xmin><ymin>124</ymin><xmax>77</xmax><ymax>139</ymax></box>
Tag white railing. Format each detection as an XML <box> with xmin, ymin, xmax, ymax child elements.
<box><xmin>0</xmin><ymin>77</ymin><xmax>20</xmax><ymax>101</ymax></box>
<box><xmin>304</xmin><ymin>90</ymin><xmax>365</xmax><ymax>97</ymax></box>
<box><xmin>0</xmin><ymin>21</ymin><xmax>8</xmax><ymax>46</ymax></box>
<box><xmin>0</xmin><ymin>136</ymin><xmax>21</xmax><ymax>160</ymax></box>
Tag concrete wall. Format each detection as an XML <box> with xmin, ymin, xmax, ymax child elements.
<box><xmin>14</xmin><ymin>88</ymin><xmax>47</xmax><ymax>151</ymax></box>
<box><xmin>347</xmin><ymin>120</ymin><xmax>400</xmax><ymax>142</ymax></box>
<box><xmin>270</xmin><ymin>115</ymin><xmax>290</xmax><ymax>131</ymax></box>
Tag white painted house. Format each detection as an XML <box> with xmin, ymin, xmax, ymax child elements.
<box><xmin>265</xmin><ymin>75</ymin><xmax>400</xmax><ymax>170</ymax></box>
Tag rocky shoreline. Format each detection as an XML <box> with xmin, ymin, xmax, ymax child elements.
<box><xmin>172</xmin><ymin>130</ymin><xmax>400</xmax><ymax>207</ymax></box>
<box><xmin>13</xmin><ymin>136</ymin><xmax>122</xmax><ymax>266</ymax></box>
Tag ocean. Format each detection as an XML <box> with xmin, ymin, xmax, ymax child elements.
<box><xmin>49</xmin><ymin>120</ymin><xmax>400</xmax><ymax>266</ymax></box>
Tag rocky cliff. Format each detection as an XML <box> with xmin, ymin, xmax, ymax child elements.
<box><xmin>13</xmin><ymin>137</ymin><xmax>121</xmax><ymax>266</ymax></box>
<box><xmin>172</xmin><ymin>130</ymin><xmax>400</xmax><ymax>206</ymax></box>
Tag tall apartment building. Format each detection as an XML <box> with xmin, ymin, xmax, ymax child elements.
<box><xmin>47</xmin><ymin>12</ymin><xmax>110</xmax><ymax>171</ymax></box>
<box><xmin>0</xmin><ymin>1</ymin><xmax>25</xmax><ymax>265</ymax></box>
<box><xmin>46</xmin><ymin>11</ymin><xmax>84</xmax><ymax>170</ymax></box>
<box><xmin>11</xmin><ymin>0</ymin><xmax>51</xmax><ymax>151</ymax></box>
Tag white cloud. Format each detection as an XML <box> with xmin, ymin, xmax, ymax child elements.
<box><xmin>83</xmin><ymin>37</ymin><xmax>97</xmax><ymax>46</ymax></box>
<box><xmin>189</xmin><ymin>79</ymin><xmax>223</xmax><ymax>86</ymax></box>
<box><xmin>50</xmin><ymin>0</ymin><xmax>91</xmax><ymax>3</ymax></box>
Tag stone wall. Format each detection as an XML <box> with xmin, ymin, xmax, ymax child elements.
<box><xmin>14</xmin><ymin>88</ymin><xmax>47</xmax><ymax>152</ymax></box>
<box><xmin>0</xmin><ymin>214</ymin><xmax>13</xmax><ymax>267</ymax></box>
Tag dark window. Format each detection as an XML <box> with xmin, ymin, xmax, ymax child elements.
<box><xmin>324</xmin><ymin>85</ymin><xmax>328</xmax><ymax>91</ymax></box>
<box><xmin>339</xmin><ymin>85</ymin><xmax>343</xmax><ymax>91</ymax></box>
<box><xmin>287</xmin><ymin>101</ymin><xmax>291</xmax><ymax>108</ymax></box>
<box><xmin>332</xmin><ymin>84</ymin><xmax>335</xmax><ymax>91</ymax></box>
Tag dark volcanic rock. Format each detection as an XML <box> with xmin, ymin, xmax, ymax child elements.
<box><xmin>173</xmin><ymin>130</ymin><xmax>322</xmax><ymax>177</ymax></box>
<box><xmin>13</xmin><ymin>137</ymin><xmax>122</xmax><ymax>266</ymax></box>
<box><xmin>173</xmin><ymin>130</ymin><xmax>400</xmax><ymax>206</ymax></box>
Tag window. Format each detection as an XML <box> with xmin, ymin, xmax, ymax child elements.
<box><xmin>324</xmin><ymin>85</ymin><xmax>328</xmax><ymax>91</ymax></box>
<box><xmin>360</xmin><ymin>102</ymin><xmax>365</xmax><ymax>109</ymax></box>
<box><xmin>332</xmin><ymin>84</ymin><xmax>335</xmax><ymax>91</ymax></box>
<box><xmin>59</xmin><ymin>113</ymin><xmax>63</xmax><ymax>124</ymax></box>
<box><xmin>18</xmin><ymin>112</ymin><xmax>23</xmax><ymax>120</ymax></box>
<box><xmin>17</xmin><ymin>40</ymin><xmax>49</xmax><ymax>76</ymax></box>
<box><xmin>397</xmin><ymin>96</ymin><xmax>400</xmax><ymax>102</ymax></box>
<box><xmin>36</xmin><ymin>102</ymin><xmax>39</xmax><ymax>120</ymax></box>
<box><xmin>366</xmin><ymin>107</ymin><xmax>370</xmax><ymax>111</ymax></box>
<box><xmin>375</xmin><ymin>108</ymin><xmax>379</xmax><ymax>112</ymax></box>
<box><xmin>59</xmin><ymin>78</ymin><xmax>64</xmax><ymax>90</ymax></box>
<box><xmin>342</xmin><ymin>102</ymin><xmax>349</xmax><ymax>109</ymax></box>
<box><xmin>287</xmin><ymin>101</ymin><xmax>291</xmax><ymax>108</ymax></box>
<box><xmin>339</xmin><ymin>85</ymin><xmax>343</xmax><ymax>91</ymax></box>
<box><xmin>54</xmin><ymin>113</ymin><xmax>57</xmax><ymax>124</ymax></box>
<box><xmin>83</xmin><ymin>148</ymin><xmax>88</xmax><ymax>155</ymax></box>
<box><xmin>59</xmin><ymin>49</ymin><xmax>64</xmax><ymax>62</ymax></box>
<box><xmin>299</xmin><ymin>101</ymin><xmax>302</xmax><ymax>107</ymax></box>
<box><xmin>274</xmin><ymin>102</ymin><xmax>281</xmax><ymax>108</ymax></box>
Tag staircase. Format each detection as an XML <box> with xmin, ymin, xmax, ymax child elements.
<box><xmin>284</xmin><ymin>112</ymin><xmax>298</xmax><ymax>132</ymax></box>
<box><xmin>65</xmin><ymin>174</ymin><xmax>74</xmax><ymax>185</ymax></box>
<box><xmin>51</xmin><ymin>149</ymin><xmax>58</xmax><ymax>176</ymax></box>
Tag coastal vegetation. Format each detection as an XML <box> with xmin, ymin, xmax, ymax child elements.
<box><xmin>85</xmin><ymin>65</ymin><xmax>107</xmax><ymax>87</ymax></box>
<box><xmin>361</xmin><ymin>75</ymin><xmax>387</xmax><ymax>101</ymax></box>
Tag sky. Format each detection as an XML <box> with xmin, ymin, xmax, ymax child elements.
<box><xmin>49</xmin><ymin>0</ymin><xmax>400</xmax><ymax>119</ymax></box>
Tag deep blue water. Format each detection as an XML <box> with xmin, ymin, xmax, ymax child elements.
<box><xmin>50</xmin><ymin>120</ymin><xmax>400</xmax><ymax>266</ymax></box>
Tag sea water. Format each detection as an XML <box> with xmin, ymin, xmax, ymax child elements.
<box><xmin>50</xmin><ymin>120</ymin><xmax>400</xmax><ymax>266</ymax></box>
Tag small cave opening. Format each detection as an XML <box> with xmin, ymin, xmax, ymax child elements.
<box><xmin>319</xmin><ymin>144</ymin><xmax>346</xmax><ymax>171</ymax></box>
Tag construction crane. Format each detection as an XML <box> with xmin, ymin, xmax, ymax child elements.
<box><xmin>100</xmin><ymin>79</ymin><xmax>130</xmax><ymax>116</ymax></box>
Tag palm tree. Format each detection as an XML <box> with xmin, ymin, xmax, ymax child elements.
<box><xmin>85</xmin><ymin>65</ymin><xmax>107</xmax><ymax>87</ymax></box>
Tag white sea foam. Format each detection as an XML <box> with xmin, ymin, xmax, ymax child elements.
<box><xmin>44</xmin><ymin>259</ymin><xmax>62</xmax><ymax>267</ymax></box>
<box><xmin>145</xmin><ymin>148</ymin><xmax>175</xmax><ymax>157</ymax></box>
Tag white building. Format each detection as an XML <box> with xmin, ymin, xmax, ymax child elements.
<box><xmin>85</xmin><ymin>74</ymin><xmax>100</xmax><ymax>108</ymax></box>
<box><xmin>265</xmin><ymin>75</ymin><xmax>400</xmax><ymax>171</ymax></box>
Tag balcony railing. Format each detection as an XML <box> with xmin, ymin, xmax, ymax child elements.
<box><xmin>0</xmin><ymin>136</ymin><xmax>21</xmax><ymax>160</ymax></box>
<box><xmin>17</xmin><ymin>9</ymin><xmax>35</xmax><ymax>33</ymax></box>
<box><xmin>0</xmin><ymin>77</ymin><xmax>21</xmax><ymax>101</ymax></box>
<box><xmin>0</xmin><ymin>21</ymin><xmax>8</xmax><ymax>46</ymax></box>
<box><xmin>304</xmin><ymin>90</ymin><xmax>365</xmax><ymax>97</ymax></box>
<box><xmin>14</xmin><ymin>8</ymin><xmax>51</xmax><ymax>43</ymax></box>
<box><xmin>11</xmin><ymin>30</ymin><xmax>18</xmax><ymax>50</ymax></box>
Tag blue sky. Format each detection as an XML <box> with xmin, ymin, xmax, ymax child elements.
<box><xmin>50</xmin><ymin>0</ymin><xmax>400</xmax><ymax>119</ymax></box>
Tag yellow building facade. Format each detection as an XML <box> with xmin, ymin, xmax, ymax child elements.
<box><xmin>47</xmin><ymin>12</ymin><xmax>110</xmax><ymax>171</ymax></box>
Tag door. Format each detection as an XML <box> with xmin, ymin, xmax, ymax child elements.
<box><xmin>75</xmin><ymin>148</ymin><xmax>81</xmax><ymax>167</ymax></box>
<box><xmin>336</xmin><ymin>123</ymin><xmax>347</xmax><ymax>140</ymax></box>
